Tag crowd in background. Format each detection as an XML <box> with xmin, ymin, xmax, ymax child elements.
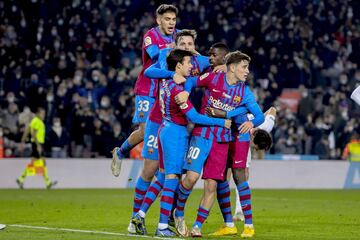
<box><xmin>0</xmin><ymin>0</ymin><xmax>359</xmax><ymax>159</ymax></box>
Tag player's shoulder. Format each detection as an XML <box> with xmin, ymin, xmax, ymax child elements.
<box><xmin>143</xmin><ymin>28</ymin><xmax>158</xmax><ymax>46</ymax></box>
<box><xmin>199</xmin><ymin>71</ymin><xmax>216</xmax><ymax>81</ymax></box>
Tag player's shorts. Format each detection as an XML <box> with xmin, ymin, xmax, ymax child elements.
<box><xmin>158</xmin><ymin>121</ymin><xmax>189</xmax><ymax>175</ymax></box>
<box><xmin>31</xmin><ymin>142</ymin><xmax>43</xmax><ymax>159</ymax></box>
<box><xmin>183</xmin><ymin>136</ymin><xmax>212</xmax><ymax>174</ymax></box>
<box><xmin>202</xmin><ymin>140</ymin><xmax>229</xmax><ymax>181</ymax></box>
<box><xmin>132</xmin><ymin>95</ymin><xmax>155</xmax><ymax>124</ymax></box>
<box><xmin>228</xmin><ymin>141</ymin><xmax>250</xmax><ymax>169</ymax></box>
<box><xmin>141</xmin><ymin>119</ymin><xmax>161</xmax><ymax>160</ymax></box>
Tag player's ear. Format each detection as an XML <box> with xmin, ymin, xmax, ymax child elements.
<box><xmin>229</xmin><ymin>63</ymin><xmax>236</xmax><ymax>73</ymax></box>
<box><xmin>176</xmin><ymin>62</ymin><xmax>182</xmax><ymax>70</ymax></box>
<box><xmin>156</xmin><ymin>16</ymin><xmax>161</xmax><ymax>25</ymax></box>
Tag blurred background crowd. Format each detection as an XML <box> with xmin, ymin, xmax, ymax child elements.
<box><xmin>0</xmin><ymin>0</ymin><xmax>359</xmax><ymax>159</ymax></box>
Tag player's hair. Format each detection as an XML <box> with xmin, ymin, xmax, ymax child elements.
<box><xmin>37</xmin><ymin>106</ymin><xmax>45</xmax><ymax>113</ymax></box>
<box><xmin>156</xmin><ymin>4</ymin><xmax>178</xmax><ymax>16</ymax></box>
<box><xmin>175</xmin><ymin>29</ymin><xmax>197</xmax><ymax>44</ymax></box>
<box><xmin>166</xmin><ymin>49</ymin><xmax>193</xmax><ymax>71</ymax></box>
<box><xmin>210</xmin><ymin>42</ymin><xmax>229</xmax><ymax>53</ymax></box>
<box><xmin>253</xmin><ymin>129</ymin><xmax>272</xmax><ymax>151</ymax></box>
<box><xmin>224</xmin><ymin>51</ymin><xmax>251</xmax><ymax>66</ymax></box>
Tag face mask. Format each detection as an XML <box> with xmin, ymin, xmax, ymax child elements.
<box><xmin>47</xmin><ymin>95</ymin><xmax>54</xmax><ymax>102</ymax></box>
<box><xmin>302</xmin><ymin>92</ymin><xmax>308</xmax><ymax>98</ymax></box>
<box><xmin>54</xmin><ymin>122</ymin><xmax>61</xmax><ymax>127</ymax></box>
<box><xmin>92</xmin><ymin>75</ymin><xmax>99</xmax><ymax>82</ymax></box>
<box><xmin>101</xmin><ymin>100</ymin><xmax>109</xmax><ymax>108</ymax></box>
<box><xmin>7</xmin><ymin>97</ymin><xmax>15</xmax><ymax>103</ymax></box>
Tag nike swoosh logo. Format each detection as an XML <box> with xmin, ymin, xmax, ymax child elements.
<box><xmin>235</xmin><ymin>161</ymin><xmax>242</xmax><ymax>164</ymax></box>
<box><xmin>212</xmin><ymin>89</ymin><xmax>221</xmax><ymax>92</ymax></box>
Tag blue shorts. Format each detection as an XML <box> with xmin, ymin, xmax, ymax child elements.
<box><xmin>158</xmin><ymin>121</ymin><xmax>190</xmax><ymax>175</ymax></box>
<box><xmin>132</xmin><ymin>95</ymin><xmax>155</xmax><ymax>124</ymax></box>
<box><xmin>183</xmin><ymin>136</ymin><xmax>213</xmax><ymax>174</ymax></box>
<box><xmin>141</xmin><ymin>119</ymin><xmax>161</xmax><ymax>160</ymax></box>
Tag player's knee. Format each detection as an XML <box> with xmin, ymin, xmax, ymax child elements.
<box><xmin>185</xmin><ymin>172</ymin><xmax>200</xmax><ymax>187</ymax></box>
<box><xmin>233</xmin><ymin>168</ymin><xmax>246</xmax><ymax>185</ymax></box>
<box><xmin>204</xmin><ymin>180</ymin><xmax>217</xmax><ymax>194</ymax></box>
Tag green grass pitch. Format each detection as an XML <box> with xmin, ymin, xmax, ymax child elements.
<box><xmin>0</xmin><ymin>189</ymin><xmax>359</xmax><ymax>239</ymax></box>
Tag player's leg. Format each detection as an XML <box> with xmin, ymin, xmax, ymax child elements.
<box><xmin>175</xmin><ymin>136</ymin><xmax>211</xmax><ymax>219</ymax></box>
<box><xmin>234</xmin><ymin>144</ymin><xmax>251</xmax><ymax>221</ymax></box>
<box><xmin>231</xmin><ymin>141</ymin><xmax>255</xmax><ymax>238</ymax></box>
<box><xmin>130</xmin><ymin>120</ymin><xmax>160</xmax><ymax>235</ymax></box>
<box><xmin>111</xmin><ymin>96</ymin><xmax>154</xmax><ymax>176</ymax></box>
<box><xmin>156</xmin><ymin>123</ymin><xmax>186</xmax><ymax>237</ymax></box>
<box><xmin>191</xmin><ymin>141</ymin><xmax>229</xmax><ymax>237</ymax></box>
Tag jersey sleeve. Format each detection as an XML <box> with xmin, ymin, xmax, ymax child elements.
<box><xmin>143</xmin><ymin>32</ymin><xmax>160</xmax><ymax>60</ymax></box>
<box><xmin>144</xmin><ymin>61</ymin><xmax>175</xmax><ymax>79</ymax></box>
<box><xmin>257</xmin><ymin>115</ymin><xmax>275</xmax><ymax>133</ymax></box>
<box><xmin>226</xmin><ymin>106</ymin><xmax>248</xmax><ymax>118</ymax></box>
<box><xmin>185</xmin><ymin>106</ymin><xmax>226</xmax><ymax>127</ymax></box>
<box><xmin>196</xmin><ymin>56</ymin><xmax>210</xmax><ymax>73</ymax></box>
<box><xmin>242</xmin><ymin>87</ymin><xmax>264</xmax><ymax>127</ymax></box>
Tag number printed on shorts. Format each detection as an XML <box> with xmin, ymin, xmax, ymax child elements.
<box><xmin>187</xmin><ymin>146</ymin><xmax>200</xmax><ymax>159</ymax></box>
<box><xmin>146</xmin><ymin>135</ymin><xmax>158</xmax><ymax>149</ymax></box>
<box><xmin>138</xmin><ymin>100</ymin><xmax>150</xmax><ymax>112</ymax></box>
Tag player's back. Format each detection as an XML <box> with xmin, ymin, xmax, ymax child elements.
<box><xmin>134</xmin><ymin>27</ymin><xmax>177</xmax><ymax>98</ymax></box>
<box><xmin>159</xmin><ymin>79</ymin><xmax>188</xmax><ymax>126</ymax></box>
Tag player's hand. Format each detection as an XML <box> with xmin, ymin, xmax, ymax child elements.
<box><xmin>205</xmin><ymin>107</ymin><xmax>226</xmax><ymax>118</ymax></box>
<box><xmin>173</xmin><ymin>73</ymin><xmax>186</xmax><ymax>84</ymax></box>
<box><xmin>238</xmin><ymin>121</ymin><xmax>254</xmax><ymax>134</ymax></box>
<box><xmin>191</xmin><ymin>49</ymin><xmax>200</xmax><ymax>55</ymax></box>
<box><xmin>213</xmin><ymin>64</ymin><xmax>227</xmax><ymax>73</ymax></box>
<box><xmin>175</xmin><ymin>91</ymin><xmax>189</xmax><ymax>104</ymax></box>
<box><xmin>224</xmin><ymin>119</ymin><xmax>232</xmax><ymax>129</ymax></box>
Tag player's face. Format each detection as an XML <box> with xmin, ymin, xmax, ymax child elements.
<box><xmin>234</xmin><ymin>60</ymin><xmax>249</xmax><ymax>82</ymax></box>
<box><xmin>209</xmin><ymin>48</ymin><xmax>226</xmax><ymax>67</ymax></box>
<box><xmin>38</xmin><ymin>109</ymin><xmax>46</xmax><ymax>120</ymax></box>
<box><xmin>176</xmin><ymin>36</ymin><xmax>195</xmax><ymax>52</ymax></box>
<box><xmin>157</xmin><ymin>12</ymin><xmax>177</xmax><ymax>35</ymax></box>
<box><xmin>178</xmin><ymin>56</ymin><xmax>193</xmax><ymax>77</ymax></box>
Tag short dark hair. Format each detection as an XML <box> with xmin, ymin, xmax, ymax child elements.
<box><xmin>156</xmin><ymin>4</ymin><xmax>178</xmax><ymax>16</ymax></box>
<box><xmin>225</xmin><ymin>50</ymin><xmax>251</xmax><ymax>66</ymax></box>
<box><xmin>166</xmin><ymin>49</ymin><xmax>193</xmax><ymax>71</ymax></box>
<box><xmin>253</xmin><ymin>129</ymin><xmax>272</xmax><ymax>151</ymax></box>
<box><xmin>210</xmin><ymin>42</ymin><xmax>229</xmax><ymax>53</ymax></box>
<box><xmin>175</xmin><ymin>29</ymin><xmax>197</xmax><ymax>45</ymax></box>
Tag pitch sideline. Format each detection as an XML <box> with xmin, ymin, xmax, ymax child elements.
<box><xmin>4</xmin><ymin>224</ymin><xmax>183</xmax><ymax>240</ymax></box>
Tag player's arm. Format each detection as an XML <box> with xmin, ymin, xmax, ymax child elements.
<box><xmin>205</xmin><ymin>106</ymin><xmax>248</xmax><ymax>119</ymax></box>
<box><xmin>196</xmin><ymin>55</ymin><xmax>210</xmax><ymax>73</ymax></box>
<box><xmin>257</xmin><ymin>107</ymin><xmax>277</xmax><ymax>133</ymax></box>
<box><xmin>177</xmin><ymin>98</ymin><xmax>231</xmax><ymax>128</ymax></box>
<box><xmin>31</xmin><ymin>127</ymin><xmax>43</xmax><ymax>155</ymax></box>
<box><xmin>144</xmin><ymin>34</ymin><xmax>160</xmax><ymax>61</ymax></box>
<box><xmin>144</xmin><ymin>61</ymin><xmax>174</xmax><ymax>79</ymax></box>
<box><xmin>238</xmin><ymin>88</ymin><xmax>264</xmax><ymax>133</ymax></box>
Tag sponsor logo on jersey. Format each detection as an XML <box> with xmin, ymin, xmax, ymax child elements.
<box><xmin>209</xmin><ymin>96</ymin><xmax>235</xmax><ymax>111</ymax></box>
<box><xmin>199</xmin><ymin>73</ymin><xmax>209</xmax><ymax>80</ymax></box>
<box><xmin>144</xmin><ymin>36</ymin><xmax>152</xmax><ymax>47</ymax></box>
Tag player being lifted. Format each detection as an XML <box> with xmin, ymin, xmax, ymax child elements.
<box><xmin>128</xmin><ymin>29</ymin><xmax>210</xmax><ymax>235</ymax></box>
<box><xmin>155</xmin><ymin>49</ymin><xmax>231</xmax><ymax>237</ymax></box>
<box><xmin>111</xmin><ymin>4</ymin><xmax>179</xmax><ymax>176</ymax></box>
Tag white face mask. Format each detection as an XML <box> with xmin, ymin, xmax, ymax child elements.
<box><xmin>7</xmin><ymin>97</ymin><xmax>15</xmax><ymax>103</ymax></box>
<box><xmin>47</xmin><ymin>95</ymin><xmax>54</xmax><ymax>102</ymax></box>
<box><xmin>54</xmin><ymin>122</ymin><xmax>61</xmax><ymax>127</ymax></box>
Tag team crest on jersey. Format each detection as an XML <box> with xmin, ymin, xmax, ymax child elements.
<box><xmin>199</xmin><ymin>73</ymin><xmax>209</xmax><ymax>80</ymax></box>
<box><xmin>233</xmin><ymin>96</ymin><xmax>242</xmax><ymax>103</ymax></box>
<box><xmin>180</xmin><ymin>103</ymin><xmax>188</xmax><ymax>109</ymax></box>
<box><xmin>144</xmin><ymin>36</ymin><xmax>152</xmax><ymax>46</ymax></box>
